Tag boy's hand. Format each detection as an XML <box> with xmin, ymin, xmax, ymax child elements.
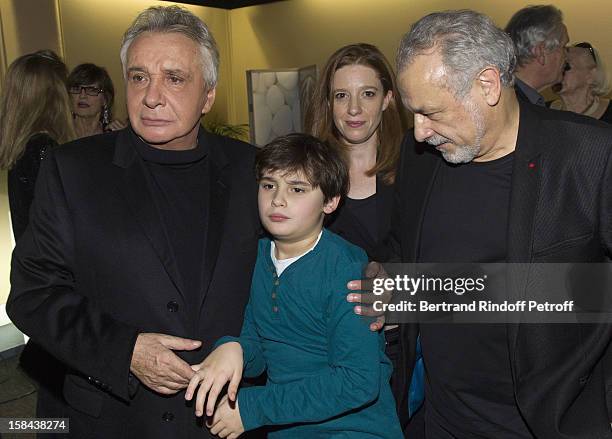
<box><xmin>185</xmin><ymin>342</ymin><xmax>243</xmax><ymax>417</ymax></box>
<box><xmin>208</xmin><ymin>395</ymin><xmax>245</xmax><ymax>438</ymax></box>
<box><xmin>346</xmin><ymin>261</ymin><xmax>392</xmax><ymax>331</ymax></box>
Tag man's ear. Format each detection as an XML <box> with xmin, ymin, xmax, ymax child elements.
<box><xmin>534</xmin><ymin>44</ymin><xmax>546</xmax><ymax>66</ymax></box>
<box><xmin>476</xmin><ymin>67</ymin><xmax>502</xmax><ymax>106</ymax></box>
<box><xmin>323</xmin><ymin>195</ymin><xmax>341</xmax><ymax>215</ymax></box>
<box><xmin>201</xmin><ymin>86</ymin><xmax>216</xmax><ymax>115</ymax></box>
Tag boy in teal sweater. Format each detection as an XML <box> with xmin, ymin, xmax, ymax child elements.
<box><xmin>185</xmin><ymin>133</ymin><xmax>402</xmax><ymax>438</ymax></box>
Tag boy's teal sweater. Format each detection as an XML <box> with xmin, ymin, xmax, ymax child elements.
<box><xmin>217</xmin><ymin>229</ymin><xmax>403</xmax><ymax>438</ymax></box>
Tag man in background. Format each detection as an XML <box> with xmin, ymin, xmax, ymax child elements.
<box><xmin>506</xmin><ymin>5</ymin><xmax>569</xmax><ymax>106</ymax></box>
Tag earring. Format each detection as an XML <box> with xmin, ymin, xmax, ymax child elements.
<box><xmin>102</xmin><ymin>105</ymin><xmax>110</xmax><ymax>126</ymax></box>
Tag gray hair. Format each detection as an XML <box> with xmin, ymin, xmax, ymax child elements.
<box><xmin>120</xmin><ymin>6</ymin><xmax>219</xmax><ymax>88</ymax></box>
<box><xmin>397</xmin><ymin>10</ymin><xmax>516</xmax><ymax>98</ymax></box>
<box><xmin>505</xmin><ymin>5</ymin><xmax>565</xmax><ymax>67</ymax></box>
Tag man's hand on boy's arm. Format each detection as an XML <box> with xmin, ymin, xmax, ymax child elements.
<box><xmin>185</xmin><ymin>341</ymin><xmax>243</xmax><ymax>417</ymax></box>
<box><xmin>346</xmin><ymin>261</ymin><xmax>392</xmax><ymax>332</ymax></box>
<box><xmin>208</xmin><ymin>395</ymin><xmax>245</xmax><ymax>439</ymax></box>
<box><xmin>130</xmin><ymin>333</ymin><xmax>201</xmax><ymax>394</ymax></box>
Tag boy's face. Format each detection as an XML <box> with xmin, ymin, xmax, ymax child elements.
<box><xmin>258</xmin><ymin>169</ymin><xmax>339</xmax><ymax>244</ymax></box>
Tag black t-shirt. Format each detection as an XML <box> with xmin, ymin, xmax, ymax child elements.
<box><xmin>327</xmin><ymin>179</ymin><xmax>394</xmax><ymax>260</ymax></box>
<box><xmin>419</xmin><ymin>153</ymin><xmax>533</xmax><ymax>438</ymax></box>
<box><xmin>336</xmin><ymin>193</ymin><xmax>378</xmax><ymax>244</ymax></box>
<box><xmin>132</xmin><ymin>130</ymin><xmax>208</xmax><ymax>321</ymax></box>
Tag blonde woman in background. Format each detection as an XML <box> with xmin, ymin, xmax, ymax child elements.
<box><xmin>0</xmin><ymin>50</ymin><xmax>75</xmax><ymax>424</ymax></box>
<box><xmin>550</xmin><ymin>42</ymin><xmax>612</xmax><ymax>123</ymax></box>
<box><xmin>0</xmin><ymin>50</ymin><xmax>75</xmax><ymax>240</ymax></box>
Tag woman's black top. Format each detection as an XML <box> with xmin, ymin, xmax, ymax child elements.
<box><xmin>8</xmin><ymin>133</ymin><xmax>56</xmax><ymax>241</ymax></box>
<box><xmin>327</xmin><ymin>176</ymin><xmax>394</xmax><ymax>260</ymax></box>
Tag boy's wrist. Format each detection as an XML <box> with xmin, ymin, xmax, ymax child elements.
<box><xmin>215</xmin><ymin>337</ymin><xmax>248</xmax><ymax>364</ymax></box>
<box><xmin>236</xmin><ymin>386</ymin><xmax>263</xmax><ymax>431</ymax></box>
<box><xmin>213</xmin><ymin>335</ymin><xmax>238</xmax><ymax>350</ymax></box>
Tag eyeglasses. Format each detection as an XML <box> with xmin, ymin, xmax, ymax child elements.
<box><xmin>68</xmin><ymin>85</ymin><xmax>104</xmax><ymax>96</ymax></box>
<box><xmin>574</xmin><ymin>42</ymin><xmax>597</xmax><ymax>65</ymax></box>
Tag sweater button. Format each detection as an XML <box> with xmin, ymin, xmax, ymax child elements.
<box><xmin>271</xmin><ymin>292</ymin><xmax>277</xmax><ymax>299</ymax></box>
<box><xmin>166</xmin><ymin>301</ymin><xmax>179</xmax><ymax>312</ymax></box>
<box><xmin>272</xmin><ymin>306</ymin><xmax>279</xmax><ymax>313</ymax></box>
<box><xmin>162</xmin><ymin>411</ymin><xmax>174</xmax><ymax>422</ymax></box>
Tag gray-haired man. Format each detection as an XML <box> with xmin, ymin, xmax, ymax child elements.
<box><xmin>380</xmin><ymin>9</ymin><xmax>611</xmax><ymax>438</ymax></box>
<box><xmin>505</xmin><ymin>5</ymin><xmax>569</xmax><ymax>106</ymax></box>
<box><xmin>8</xmin><ymin>6</ymin><xmax>260</xmax><ymax>438</ymax></box>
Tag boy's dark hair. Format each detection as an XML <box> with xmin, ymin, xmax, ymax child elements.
<box><xmin>255</xmin><ymin>133</ymin><xmax>349</xmax><ymax>202</ymax></box>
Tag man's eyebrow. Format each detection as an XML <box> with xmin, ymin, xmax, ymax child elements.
<box><xmin>125</xmin><ymin>67</ymin><xmax>191</xmax><ymax>78</ymax></box>
<box><xmin>411</xmin><ymin>105</ymin><xmax>438</xmax><ymax>114</ymax></box>
<box><xmin>164</xmin><ymin>68</ymin><xmax>191</xmax><ymax>78</ymax></box>
<box><xmin>127</xmin><ymin>66</ymin><xmax>147</xmax><ymax>73</ymax></box>
<box><xmin>402</xmin><ymin>94</ymin><xmax>438</xmax><ymax>114</ymax></box>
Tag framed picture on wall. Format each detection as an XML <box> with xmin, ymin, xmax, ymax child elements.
<box><xmin>246</xmin><ymin>65</ymin><xmax>317</xmax><ymax>146</ymax></box>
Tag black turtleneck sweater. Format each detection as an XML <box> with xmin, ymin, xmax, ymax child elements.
<box><xmin>131</xmin><ymin>130</ymin><xmax>209</xmax><ymax>319</ymax></box>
